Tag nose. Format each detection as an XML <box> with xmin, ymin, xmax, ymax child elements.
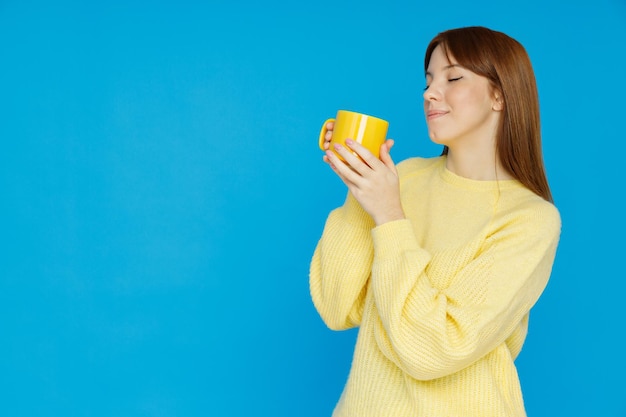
<box><xmin>423</xmin><ymin>86</ymin><xmax>440</xmax><ymax>102</ymax></box>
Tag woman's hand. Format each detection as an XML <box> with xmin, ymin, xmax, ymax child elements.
<box><xmin>324</xmin><ymin>136</ymin><xmax>405</xmax><ymax>226</ymax></box>
<box><xmin>321</xmin><ymin>120</ymin><xmax>334</xmax><ymax>151</ymax></box>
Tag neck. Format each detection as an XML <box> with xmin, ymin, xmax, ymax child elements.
<box><xmin>445</xmin><ymin>148</ymin><xmax>513</xmax><ymax>181</ymax></box>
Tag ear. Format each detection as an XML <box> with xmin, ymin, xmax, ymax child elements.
<box><xmin>492</xmin><ymin>90</ymin><xmax>504</xmax><ymax>112</ymax></box>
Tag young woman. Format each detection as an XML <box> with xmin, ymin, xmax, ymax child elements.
<box><xmin>310</xmin><ymin>26</ymin><xmax>561</xmax><ymax>416</ymax></box>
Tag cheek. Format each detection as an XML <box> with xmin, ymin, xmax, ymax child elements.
<box><xmin>449</xmin><ymin>86</ymin><xmax>492</xmax><ymax>113</ymax></box>
<box><xmin>449</xmin><ymin>87</ymin><xmax>476</xmax><ymax>106</ymax></box>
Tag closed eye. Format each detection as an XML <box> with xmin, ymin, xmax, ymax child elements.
<box><xmin>424</xmin><ymin>76</ymin><xmax>463</xmax><ymax>91</ymax></box>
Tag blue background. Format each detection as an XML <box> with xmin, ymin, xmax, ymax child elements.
<box><xmin>1</xmin><ymin>1</ymin><xmax>624</xmax><ymax>416</ymax></box>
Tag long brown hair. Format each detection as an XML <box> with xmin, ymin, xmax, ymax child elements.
<box><xmin>424</xmin><ymin>26</ymin><xmax>553</xmax><ymax>203</ymax></box>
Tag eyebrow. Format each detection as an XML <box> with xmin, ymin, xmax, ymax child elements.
<box><xmin>425</xmin><ymin>64</ymin><xmax>462</xmax><ymax>77</ymax></box>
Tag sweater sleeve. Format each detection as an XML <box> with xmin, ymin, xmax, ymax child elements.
<box><xmin>309</xmin><ymin>192</ymin><xmax>376</xmax><ymax>330</ymax></box>
<box><xmin>370</xmin><ymin>203</ymin><xmax>561</xmax><ymax>381</ymax></box>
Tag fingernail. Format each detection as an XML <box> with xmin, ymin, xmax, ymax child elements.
<box><xmin>346</xmin><ymin>139</ymin><xmax>353</xmax><ymax>145</ymax></box>
<box><xmin>334</xmin><ymin>144</ymin><xmax>341</xmax><ymax>150</ymax></box>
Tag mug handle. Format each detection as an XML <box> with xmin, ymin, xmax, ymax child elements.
<box><xmin>319</xmin><ymin>118</ymin><xmax>335</xmax><ymax>151</ymax></box>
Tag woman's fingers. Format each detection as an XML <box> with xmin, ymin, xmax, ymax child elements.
<box><xmin>322</xmin><ymin>121</ymin><xmax>335</xmax><ymax>150</ymax></box>
<box><xmin>324</xmin><ymin>138</ymin><xmax>396</xmax><ymax>183</ymax></box>
<box><xmin>325</xmin><ymin>153</ymin><xmax>354</xmax><ymax>186</ymax></box>
<box><xmin>379</xmin><ymin>139</ymin><xmax>397</xmax><ymax>170</ymax></box>
<box><xmin>326</xmin><ymin>147</ymin><xmax>364</xmax><ymax>184</ymax></box>
<box><xmin>335</xmin><ymin>141</ymin><xmax>374</xmax><ymax>172</ymax></box>
<box><xmin>339</xmin><ymin>139</ymin><xmax>387</xmax><ymax>172</ymax></box>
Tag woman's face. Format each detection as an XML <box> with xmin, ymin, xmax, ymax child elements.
<box><xmin>423</xmin><ymin>45</ymin><xmax>502</xmax><ymax>149</ymax></box>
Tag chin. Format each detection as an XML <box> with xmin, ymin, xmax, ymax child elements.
<box><xmin>428</xmin><ymin>132</ymin><xmax>448</xmax><ymax>146</ymax></box>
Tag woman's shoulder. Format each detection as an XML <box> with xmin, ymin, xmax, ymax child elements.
<box><xmin>502</xmin><ymin>188</ymin><xmax>562</xmax><ymax>237</ymax></box>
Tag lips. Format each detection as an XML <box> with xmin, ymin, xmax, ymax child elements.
<box><xmin>426</xmin><ymin>109</ymin><xmax>448</xmax><ymax>120</ymax></box>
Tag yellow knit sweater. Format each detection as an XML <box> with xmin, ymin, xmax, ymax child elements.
<box><xmin>310</xmin><ymin>156</ymin><xmax>561</xmax><ymax>417</ymax></box>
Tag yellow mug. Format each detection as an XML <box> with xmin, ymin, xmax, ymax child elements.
<box><xmin>319</xmin><ymin>110</ymin><xmax>389</xmax><ymax>161</ymax></box>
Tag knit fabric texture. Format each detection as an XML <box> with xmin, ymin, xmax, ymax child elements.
<box><xmin>310</xmin><ymin>156</ymin><xmax>561</xmax><ymax>417</ymax></box>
